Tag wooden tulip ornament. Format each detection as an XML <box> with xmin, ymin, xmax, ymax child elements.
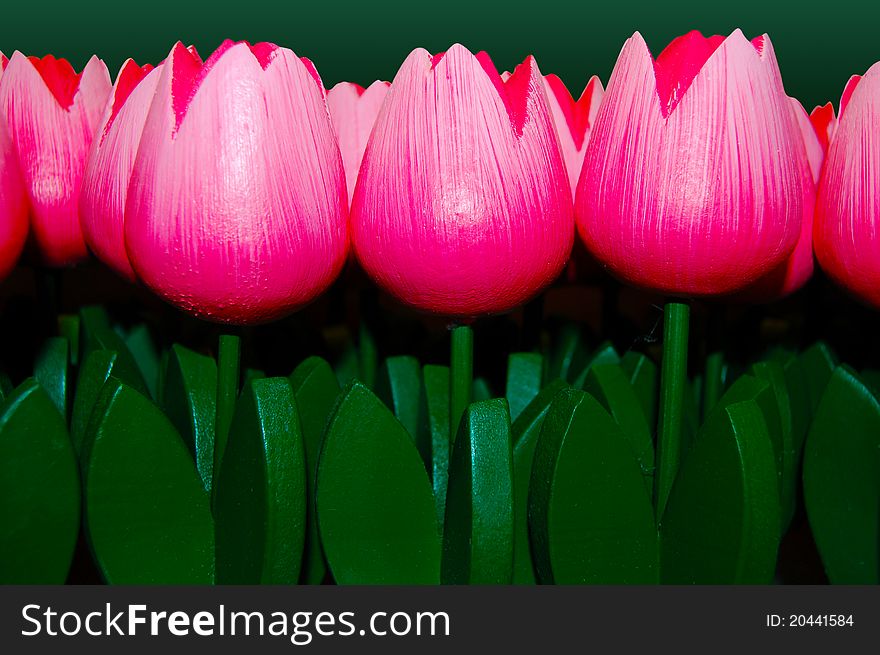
<box><xmin>0</xmin><ymin>52</ymin><xmax>111</xmax><ymax>267</ymax></box>
<box><xmin>576</xmin><ymin>30</ymin><xmax>807</xmax><ymax>515</ymax></box>
<box><xmin>350</xmin><ymin>44</ymin><xmax>574</xmax><ymax>437</ymax></box>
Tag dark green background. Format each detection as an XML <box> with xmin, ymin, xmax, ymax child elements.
<box><xmin>0</xmin><ymin>0</ymin><xmax>871</xmax><ymax>111</ymax></box>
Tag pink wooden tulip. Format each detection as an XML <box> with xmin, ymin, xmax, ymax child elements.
<box><xmin>350</xmin><ymin>45</ymin><xmax>573</xmax><ymax>318</ymax></box>
<box><xmin>734</xmin><ymin>98</ymin><xmax>823</xmax><ymax>301</ymax></box>
<box><xmin>815</xmin><ymin>64</ymin><xmax>880</xmax><ymax>309</ymax></box>
<box><xmin>543</xmin><ymin>74</ymin><xmax>604</xmax><ymax>193</ymax></box>
<box><xmin>80</xmin><ymin>59</ymin><xmax>160</xmax><ymax>280</ymax></box>
<box><xmin>124</xmin><ymin>41</ymin><xmax>349</xmax><ymax>324</ymax></box>
<box><xmin>0</xmin><ymin>55</ymin><xmax>28</xmax><ymax>281</ymax></box>
<box><xmin>326</xmin><ymin>80</ymin><xmax>389</xmax><ymax>205</ymax></box>
<box><xmin>0</xmin><ymin>52</ymin><xmax>111</xmax><ymax>266</ymax></box>
<box><xmin>576</xmin><ymin>30</ymin><xmax>805</xmax><ymax>296</ymax></box>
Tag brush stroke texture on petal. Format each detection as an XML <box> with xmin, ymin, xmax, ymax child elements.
<box><xmin>327</xmin><ymin>80</ymin><xmax>389</xmax><ymax>205</ymax></box>
<box><xmin>124</xmin><ymin>42</ymin><xmax>348</xmax><ymax>324</ymax></box>
<box><xmin>735</xmin><ymin>98</ymin><xmax>819</xmax><ymax>301</ymax></box>
<box><xmin>576</xmin><ymin>31</ymin><xmax>804</xmax><ymax>296</ymax></box>
<box><xmin>80</xmin><ymin>60</ymin><xmax>159</xmax><ymax>280</ymax></box>
<box><xmin>0</xmin><ymin>53</ymin><xmax>111</xmax><ymax>266</ymax></box>
<box><xmin>815</xmin><ymin>62</ymin><xmax>880</xmax><ymax>308</ymax></box>
<box><xmin>350</xmin><ymin>44</ymin><xmax>573</xmax><ymax>317</ymax></box>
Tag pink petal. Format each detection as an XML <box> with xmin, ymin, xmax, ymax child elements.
<box><xmin>809</xmin><ymin>102</ymin><xmax>837</xmax><ymax>153</ymax></box>
<box><xmin>576</xmin><ymin>30</ymin><xmax>804</xmax><ymax>296</ymax></box>
<box><xmin>326</xmin><ymin>80</ymin><xmax>389</xmax><ymax>206</ymax></box>
<box><xmin>542</xmin><ymin>74</ymin><xmax>604</xmax><ymax>193</ymax></box>
<box><xmin>80</xmin><ymin>59</ymin><xmax>161</xmax><ymax>280</ymax></box>
<box><xmin>653</xmin><ymin>30</ymin><xmax>726</xmax><ymax>117</ymax></box>
<box><xmin>839</xmin><ymin>74</ymin><xmax>862</xmax><ymax>119</ymax></box>
<box><xmin>350</xmin><ymin>44</ymin><xmax>573</xmax><ymax>317</ymax></box>
<box><xmin>734</xmin><ymin>101</ymin><xmax>817</xmax><ymax>303</ymax></box>
<box><xmin>124</xmin><ymin>42</ymin><xmax>348</xmax><ymax>324</ymax></box>
<box><xmin>815</xmin><ymin>62</ymin><xmax>880</xmax><ymax>309</ymax></box>
<box><xmin>790</xmin><ymin>97</ymin><xmax>825</xmax><ymax>184</ymax></box>
<box><xmin>0</xmin><ymin>52</ymin><xmax>111</xmax><ymax>266</ymax></box>
<box><xmin>0</xmin><ymin>62</ymin><xmax>28</xmax><ymax>279</ymax></box>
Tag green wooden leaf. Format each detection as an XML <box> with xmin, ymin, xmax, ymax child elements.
<box><xmin>376</xmin><ymin>356</ymin><xmax>427</xmax><ymax>462</ymax></box>
<box><xmin>800</xmin><ymin>341</ymin><xmax>837</xmax><ymax>415</ymax></box>
<box><xmin>442</xmin><ymin>398</ymin><xmax>514</xmax><ymax>584</ymax></box>
<box><xmin>82</xmin><ymin>379</ymin><xmax>214</xmax><ymax>584</ymax></box>
<box><xmin>71</xmin><ymin>349</ymin><xmax>141</xmax><ymax>458</ymax></box>
<box><xmin>422</xmin><ymin>364</ymin><xmax>450</xmax><ymax>530</ymax></box>
<box><xmin>803</xmin><ymin>366</ymin><xmax>880</xmax><ymax>584</ymax></box>
<box><xmin>317</xmin><ymin>381</ymin><xmax>440</xmax><ymax>584</ymax></box>
<box><xmin>290</xmin><ymin>356</ymin><xmax>341</xmax><ymax>585</ymax></box>
<box><xmin>751</xmin><ymin>361</ymin><xmax>797</xmax><ymax>530</ymax></box>
<box><xmin>0</xmin><ymin>380</ymin><xmax>79</xmax><ymax>583</ymax></box>
<box><xmin>244</xmin><ymin>368</ymin><xmax>266</xmax><ymax>385</ymax></box>
<box><xmin>358</xmin><ymin>322</ymin><xmax>378</xmax><ymax>390</ymax></box>
<box><xmin>0</xmin><ymin>372</ymin><xmax>12</xmax><ymax>400</ymax></box>
<box><xmin>571</xmin><ymin>341</ymin><xmax>620</xmax><ymax>388</ymax></box>
<box><xmin>124</xmin><ymin>324</ymin><xmax>160</xmax><ymax>399</ymax></box>
<box><xmin>661</xmin><ymin>398</ymin><xmax>780</xmax><ymax>583</ymax></box>
<box><xmin>34</xmin><ymin>337</ymin><xmax>69</xmax><ymax>419</ymax></box>
<box><xmin>547</xmin><ymin>324</ymin><xmax>587</xmax><ymax>384</ymax></box>
<box><xmin>529</xmin><ymin>387</ymin><xmax>658</xmax><ymax>584</ymax></box>
<box><xmin>620</xmin><ymin>351</ymin><xmax>658</xmax><ymax>431</ymax></box>
<box><xmin>505</xmin><ymin>353</ymin><xmax>544</xmax><ymax>422</ymax></box>
<box><xmin>58</xmin><ymin>314</ymin><xmax>80</xmax><ymax>367</ymax></box>
<box><xmin>860</xmin><ymin>368</ymin><xmax>880</xmax><ymax>398</ymax></box>
<box><xmin>582</xmin><ymin>363</ymin><xmax>654</xmax><ymax>490</ymax></box>
<box><xmin>161</xmin><ymin>345</ymin><xmax>217</xmax><ymax>494</ymax></box>
<box><xmin>472</xmin><ymin>377</ymin><xmax>492</xmax><ymax>402</ymax></box>
<box><xmin>511</xmin><ymin>379</ymin><xmax>568</xmax><ymax>585</ymax></box>
<box><xmin>78</xmin><ymin>306</ymin><xmax>148</xmax><ymax>396</ymax></box>
<box><xmin>215</xmin><ymin>378</ymin><xmax>306</xmax><ymax>584</ymax></box>
<box><xmin>783</xmin><ymin>356</ymin><xmax>812</xmax><ymax>456</ymax></box>
<box><xmin>333</xmin><ymin>337</ymin><xmax>360</xmax><ymax>388</ymax></box>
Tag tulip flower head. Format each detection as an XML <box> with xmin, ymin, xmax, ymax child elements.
<box><xmin>80</xmin><ymin>59</ymin><xmax>160</xmax><ymax>280</ymax></box>
<box><xmin>0</xmin><ymin>52</ymin><xmax>111</xmax><ymax>266</ymax></box>
<box><xmin>326</xmin><ymin>80</ymin><xmax>390</xmax><ymax>205</ymax></box>
<box><xmin>815</xmin><ymin>64</ymin><xmax>880</xmax><ymax>309</ymax></box>
<box><xmin>350</xmin><ymin>45</ymin><xmax>574</xmax><ymax>318</ymax></box>
<box><xmin>123</xmin><ymin>41</ymin><xmax>349</xmax><ymax>324</ymax></box>
<box><xmin>0</xmin><ymin>55</ymin><xmax>28</xmax><ymax>281</ymax></box>
<box><xmin>576</xmin><ymin>30</ymin><xmax>805</xmax><ymax>297</ymax></box>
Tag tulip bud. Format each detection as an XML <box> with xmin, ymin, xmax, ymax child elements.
<box><xmin>350</xmin><ymin>45</ymin><xmax>573</xmax><ymax>318</ymax></box>
<box><xmin>576</xmin><ymin>30</ymin><xmax>805</xmax><ymax>297</ymax></box>
<box><xmin>124</xmin><ymin>41</ymin><xmax>349</xmax><ymax>324</ymax></box>
<box><xmin>0</xmin><ymin>52</ymin><xmax>111</xmax><ymax>266</ymax></box>
<box><xmin>326</xmin><ymin>80</ymin><xmax>389</xmax><ymax>206</ymax></box>
<box><xmin>80</xmin><ymin>59</ymin><xmax>160</xmax><ymax>280</ymax></box>
<box><xmin>0</xmin><ymin>55</ymin><xmax>28</xmax><ymax>281</ymax></box>
<box><xmin>815</xmin><ymin>64</ymin><xmax>880</xmax><ymax>308</ymax></box>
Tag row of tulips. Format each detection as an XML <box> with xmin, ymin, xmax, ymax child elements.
<box><xmin>0</xmin><ymin>30</ymin><xmax>878</xmax><ymax>326</ymax></box>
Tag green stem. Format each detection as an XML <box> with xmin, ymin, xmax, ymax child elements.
<box><xmin>654</xmin><ymin>301</ymin><xmax>690</xmax><ymax>523</ymax></box>
<box><xmin>213</xmin><ymin>333</ymin><xmax>241</xmax><ymax>501</ymax></box>
<box><xmin>449</xmin><ymin>324</ymin><xmax>474</xmax><ymax>446</ymax></box>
